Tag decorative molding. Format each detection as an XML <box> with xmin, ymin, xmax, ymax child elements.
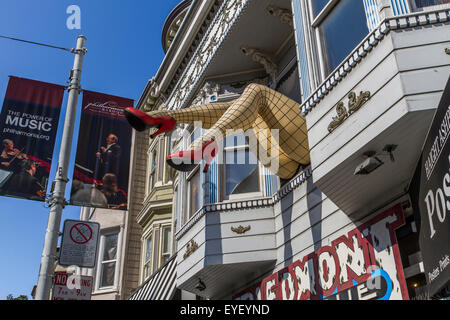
<box><xmin>301</xmin><ymin>9</ymin><xmax>450</xmax><ymax>117</ymax></box>
<box><xmin>266</xmin><ymin>5</ymin><xmax>293</xmax><ymax>27</ymax></box>
<box><xmin>183</xmin><ymin>240</ymin><xmax>199</xmax><ymax>259</ymax></box>
<box><xmin>445</xmin><ymin>48</ymin><xmax>450</xmax><ymax>55</ymax></box>
<box><xmin>231</xmin><ymin>225</ymin><xmax>251</xmax><ymax>234</ymax></box>
<box><xmin>327</xmin><ymin>91</ymin><xmax>371</xmax><ymax>133</ymax></box>
<box><xmin>192</xmin><ymin>82</ymin><xmax>221</xmax><ymax>106</ymax></box>
<box><xmin>167</xmin><ymin>0</ymin><xmax>249</xmax><ymax>111</ymax></box>
<box><xmin>240</xmin><ymin>46</ymin><xmax>278</xmax><ymax>82</ymax></box>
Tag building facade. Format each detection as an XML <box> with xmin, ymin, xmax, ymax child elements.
<box><xmin>129</xmin><ymin>0</ymin><xmax>450</xmax><ymax>300</ymax></box>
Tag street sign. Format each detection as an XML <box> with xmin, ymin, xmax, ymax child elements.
<box><xmin>52</xmin><ymin>272</ymin><xmax>93</xmax><ymax>300</ymax></box>
<box><xmin>59</xmin><ymin>219</ymin><xmax>100</xmax><ymax>268</ymax></box>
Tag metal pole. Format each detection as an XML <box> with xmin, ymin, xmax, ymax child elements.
<box><xmin>35</xmin><ymin>35</ymin><xmax>87</xmax><ymax>300</ymax></box>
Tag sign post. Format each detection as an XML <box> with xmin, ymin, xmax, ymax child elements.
<box><xmin>35</xmin><ymin>35</ymin><xmax>87</xmax><ymax>300</ymax></box>
<box><xmin>59</xmin><ymin>220</ymin><xmax>100</xmax><ymax>268</ymax></box>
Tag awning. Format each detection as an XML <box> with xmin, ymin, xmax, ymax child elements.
<box><xmin>129</xmin><ymin>254</ymin><xmax>177</xmax><ymax>300</ymax></box>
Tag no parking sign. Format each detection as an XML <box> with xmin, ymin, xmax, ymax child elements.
<box><xmin>59</xmin><ymin>220</ymin><xmax>100</xmax><ymax>268</ymax></box>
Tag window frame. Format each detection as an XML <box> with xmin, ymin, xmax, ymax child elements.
<box><xmin>159</xmin><ymin>224</ymin><xmax>172</xmax><ymax>266</ymax></box>
<box><xmin>142</xmin><ymin>230</ymin><xmax>153</xmax><ymax>281</ymax></box>
<box><xmin>187</xmin><ymin>165</ymin><xmax>202</xmax><ymax>218</ymax></box>
<box><xmin>307</xmin><ymin>0</ymin><xmax>371</xmax><ymax>81</ymax></box>
<box><xmin>220</xmin><ymin>135</ymin><xmax>263</xmax><ymax>202</ymax></box>
<box><xmin>95</xmin><ymin>229</ymin><xmax>121</xmax><ymax>292</ymax></box>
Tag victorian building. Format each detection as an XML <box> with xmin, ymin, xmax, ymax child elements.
<box><xmin>128</xmin><ymin>0</ymin><xmax>450</xmax><ymax>300</ymax></box>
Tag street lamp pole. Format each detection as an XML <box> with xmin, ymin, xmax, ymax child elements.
<box><xmin>35</xmin><ymin>35</ymin><xmax>87</xmax><ymax>300</ymax></box>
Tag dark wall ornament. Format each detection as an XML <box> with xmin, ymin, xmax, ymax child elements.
<box><xmin>328</xmin><ymin>91</ymin><xmax>371</xmax><ymax>133</ymax></box>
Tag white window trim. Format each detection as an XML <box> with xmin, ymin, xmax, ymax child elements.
<box><xmin>141</xmin><ymin>228</ymin><xmax>154</xmax><ymax>283</ymax></box>
<box><xmin>94</xmin><ymin>229</ymin><xmax>122</xmax><ymax>293</ymax></box>
<box><xmin>159</xmin><ymin>223</ymin><xmax>172</xmax><ymax>267</ymax></box>
<box><xmin>221</xmin><ymin>140</ymin><xmax>263</xmax><ymax>202</ymax></box>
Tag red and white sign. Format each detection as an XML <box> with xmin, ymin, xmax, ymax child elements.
<box><xmin>70</xmin><ymin>223</ymin><xmax>93</xmax><ymax>244</ymax></box>
<box><xmin>52</xmin><ymin>272</ymin><xmax>93</xmax><ymax>301</ymax></box>
<box><xmin>233</xmin><ymin>204</ymin><xmax>409</xmax><ymax>300</ymax></box>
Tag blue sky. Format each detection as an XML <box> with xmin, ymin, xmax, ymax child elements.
<box><xmin>0</xmin><ymin>0</ymin><xmax>180</xmax><ymax>299</ymax></box>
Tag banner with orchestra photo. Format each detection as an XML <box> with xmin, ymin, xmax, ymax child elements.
<box><xmin>69</xmin><ymin>90</ymin><xmax>133</xmax><ymax>211</ymax></box>
<box><xmin>0</xmin><ymin>76</ymin><xmax>64</xmax><ymax>201</ymax></box>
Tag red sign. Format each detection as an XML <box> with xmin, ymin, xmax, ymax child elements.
<box><xmin>69</xmin><ymin>223</ymin><xmax>93</xmax><ymax>244</ymax></box>
<box><xmin>52</xmin><ymin>272</ymin><xmax>93</xmax><ymax>301</ymax></box>
<box><xmin>233</xmin><ymin>204</ymin><xmax>408</xmax><ymax>300</ymax></box>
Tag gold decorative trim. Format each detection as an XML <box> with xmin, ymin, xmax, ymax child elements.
<box><xmin>231</xmin><ymin>225</ymin><xmax>251</xmax><ymax>234</ymax></box>
<box><xmin>183</xmin><ymin>240</ymin><xmax>199</xmax><ymax>259</ymax></box>
<box><xmin>445</xmin><ymin>48</ymin><xmax>450</xmax><ymax>55</ymax></box>
<box><xmin>328</xmin><ymin>91</ymin><xmax>371</xmax><ymax>133</ymax></box>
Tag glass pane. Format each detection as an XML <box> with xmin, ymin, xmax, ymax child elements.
<box><xmin>224</xmin><ymin>133</ymin><xmax>248</xmax><ymax>148</ymax></box>
<box><xmin>103</xmin><ymin>233</ymin><xmax>118</xmax><ymax>261</ymax></box>
<box><xmin>162</xmin><ymin>227</ymin><xmax>171</xmax><ymax>254</ymax></box>
<box><xmin>225</xmin><ymin>150</ymin><xmax>259</xmax><ymax>196</ymax></box>
<box><xmin>189</xmin><ymin>170</ymin><xmax>201</xmax><ymax>217</ymax></box>
<box><xmin>312</xmin><ymin>0</ymin><xmax>331</xmax><ymax>16</ymax></box>
<box><xmin>152</xmin><ymin>151</ymin><xmax>157</xmax><ymax>170</ymax></box>
<box><xmin>319</xmin><ymin>0</ymin><xmax>369</xmax><ymax>75</ymax></box>
<box><xmin>411</xmin><ymin>0</ymin><xmax>450</xmax><ymax>9</ymax></box>
<box><xmin>145</xmin><ymin>237</ymin><xmax>152</xmax><ymax>262</ymax></box>
<box><xmin>144</xmin><ymin>263</ymin><xmax>151</xmax><ymax>279</ymax></box>
<box><xmin>100</xmin><ymin>262</ymin><xmax>115</xmax><ymax>288</ymax></box>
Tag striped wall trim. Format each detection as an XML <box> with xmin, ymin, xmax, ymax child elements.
<box><xmin>391</xmin><ymin>0</ymin><xmax>410</xmax><ymax>16</ymax></box>
<box><xmin>272</xmin><ymin>168</ymin><xmax>312</xmax><ymax>204</ymax></box>
<box><xmin>128</xmin><ymin>254</ymin><xmax>177</xmax><ymax>300</ymax></box>
<box><xmin>301</xmin><ymin>8</ymin><xmax>450</xmax><ymax>117</ymax></box>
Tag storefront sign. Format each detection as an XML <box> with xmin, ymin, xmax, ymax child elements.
<box><xmin>409</xmin><ymin>76</ymin><xmax>450</xmax><ymax>296</ymax></box>
<box><xmin>0</xmin><ymin>76</ymin><xmax>64</xmax><ymax>201</ymax></box>
<box><xmin>233</xmin><ymin>204</ymin><xmax>408</xmax><ymax>300</ymax></box>
<box><xmin>70</xmin><ymin>90</ymin><xmax>133</xmax><ymax>210</ymax></box>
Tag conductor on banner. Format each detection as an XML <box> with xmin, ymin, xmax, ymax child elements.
<box><xmin>96</xmin><ymin>134</ymin><xmax>121</xmax><ymax>178</ymax></box>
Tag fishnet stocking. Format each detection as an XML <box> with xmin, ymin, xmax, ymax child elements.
<box><xmin>145</xmin><ymin>84</ymin><xmax>310</xmax><ymax>179</ymax></box>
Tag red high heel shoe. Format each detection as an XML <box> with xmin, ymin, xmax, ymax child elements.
<box><xmin>166</xmin><ymin>140</ymin><xmax>218</xmax><ymax>173</ymax></box>
<box><xmin>124</xmin><ymin>107</ymin><xmax>176</xmax><ymax>139</ymax></box>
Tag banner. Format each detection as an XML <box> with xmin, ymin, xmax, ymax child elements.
<box><xmin>409</xmin><ymin>75</ymin><xmax>450</xmax><ymax>297</ymax></box>
<box><xmin>70</xmin><ymin>90</ymin><xmax>133</xmax><ymax>210</ymax></box>
<box><xmin>233</xmin><ymin>204</ymin><xmax>408</xmax><ymax>300</ymax></box>
<box><xmin>0</xmin><ymin>76</ymin><xmax>64</xmax><ymax>201</ymax></box>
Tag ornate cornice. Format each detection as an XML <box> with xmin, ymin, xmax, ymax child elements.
<box><xmin>266</xmin><ymin>5</ymin><xmax>293</xmax><ymax>27</ymax></box>
<box><xmin>301</xmin><ymin>9</ymin><xmax>450</xmax><ymax>117</ymax></box>
<box><xmin>167</xmin><ymin>0</ymin><xmax>250</xmax><ymax>111</ymax></box>
<box><xmin>240</xmin><ymin>46</ymin><xmax>278</xmax><ymax>81</ymax></box>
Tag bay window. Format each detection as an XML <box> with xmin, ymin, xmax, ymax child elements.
<box><xmin>312</xmin><ymin>0</ymin><xmax>370</xmax><ymax>77</ymax></box>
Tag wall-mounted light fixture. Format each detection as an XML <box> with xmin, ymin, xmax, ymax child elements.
<box><xmin>195</xmin><ymin>278</ymin><xmax>206</xmax><ymax>292</ymax></box>
<box><xmin>354</xmin><ymin>145</ymin><xmax>398</xmax><ymax>176</ymax></box>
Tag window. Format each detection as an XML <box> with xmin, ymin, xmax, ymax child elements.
<box><xmin>312</xmin><ymin>0</ymin><xmax>370</xmax><ymax>76</ymax></box>
<box><xmin>223</xmin><ymin>134</ymin><xmax>260</xmax><ymax>200</ymax></box>
<box><xmin>409</xmin><ymin>0</ymin><xmax>450</xmax><ymax>11</ymax></box>
<box><xmin>98</xmin><ymin>232</ymin><xmax>118</xmax><ymax>289</ymax></box>
<box><xmin>188</xmin><ymin>168</ymin><xmax>201</xmax><ymax>217</ymax></box>
<box><xmin>160</xmin><ymin>226</ymin><xmax>172</xmax><ymax>265</ymax></box>
<box><xmin>148</xmin><ymin>149</ymin><xmax>157</xmax><ymax>191</ymax></box>
<box><xmin>144</xmin><ymin>234</ymin><xmax>153</xmax><ymax>279</ymax></box>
